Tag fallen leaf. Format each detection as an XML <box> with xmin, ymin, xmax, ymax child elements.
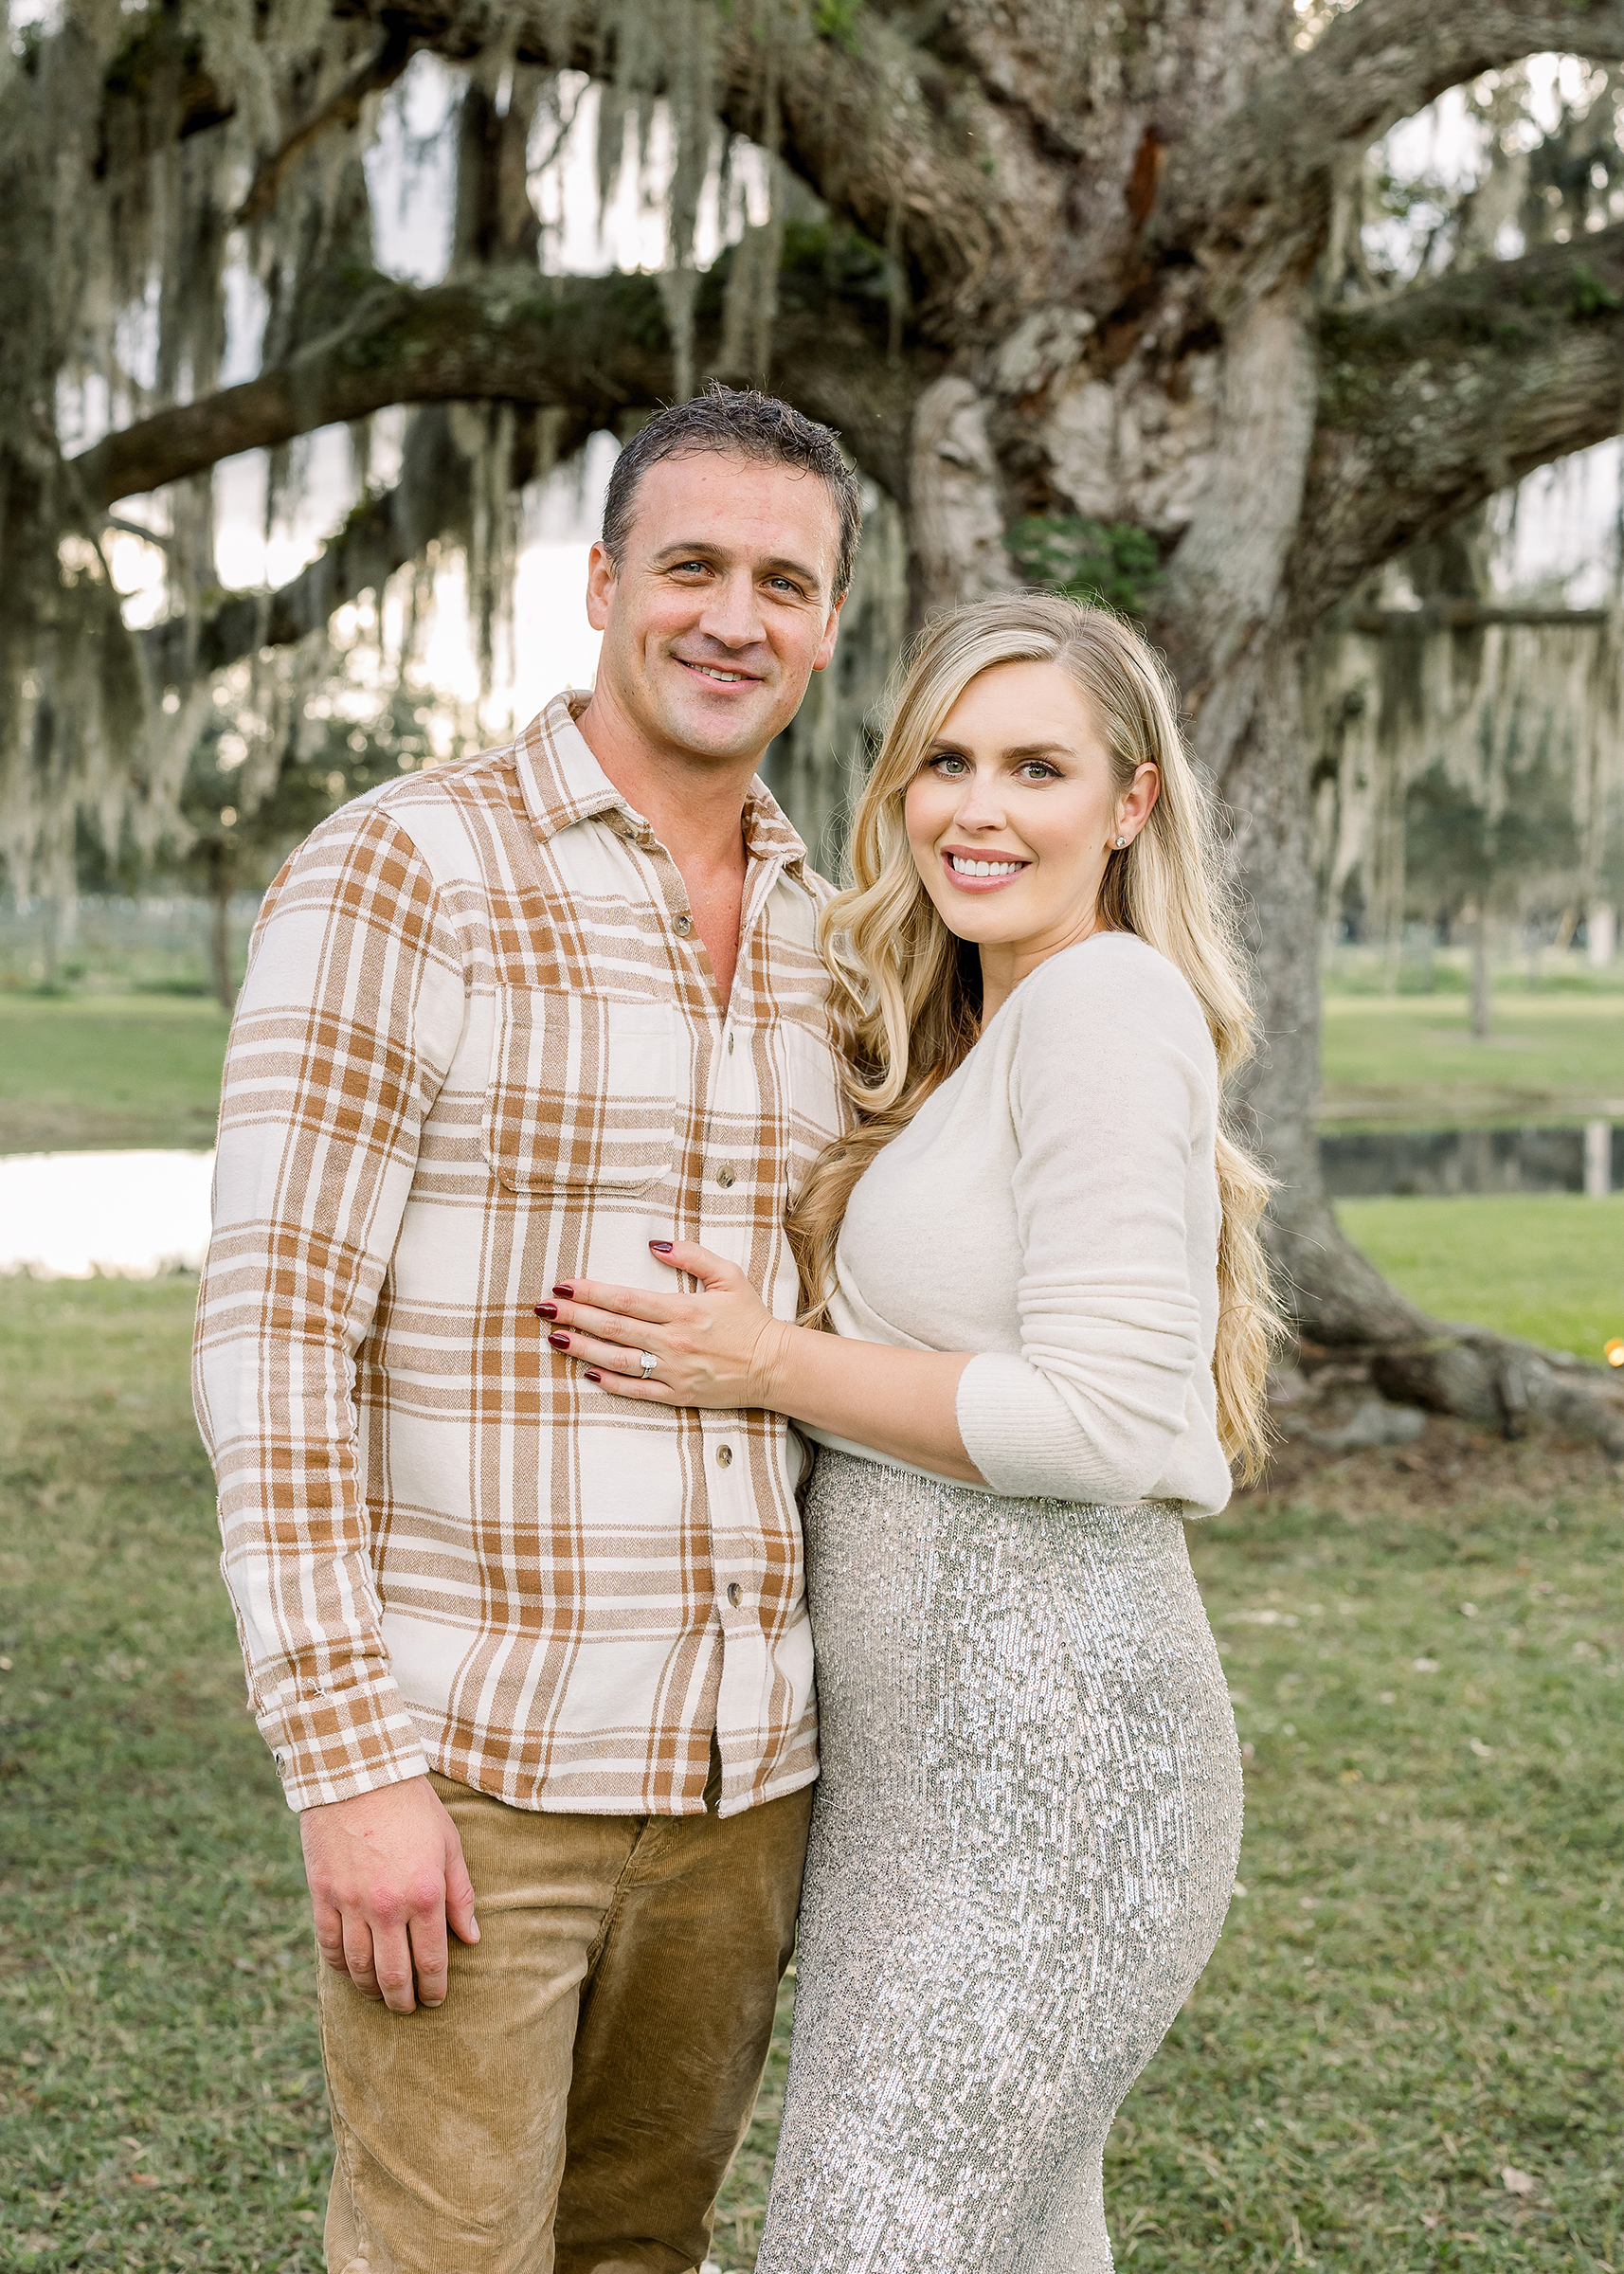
<box><xmin>1501</xmin><ymin>2166</ymin><xmax>1537</xmax><ymax>2197</ymax></box>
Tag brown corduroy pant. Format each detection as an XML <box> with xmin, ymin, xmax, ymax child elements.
<box><xmin>318</xmin><ymin>1762</ymin><xmax>813</xmax><ymax>2274</ymax></box>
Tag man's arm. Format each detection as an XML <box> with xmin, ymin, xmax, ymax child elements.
<box><xmin>193</xmin><ymin>801</ymin><xmax>474</xmax><ymax>2009</ymax></box>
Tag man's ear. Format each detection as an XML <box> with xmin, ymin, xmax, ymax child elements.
<box><xmin>585</xmin><ymin>540</ymin><xmax>617</xmax><ymax>633</ymax></box>
<box><xmin>810</xmin><ymin>592</ymin><xmax>846</xmax><ymax>675</ymax></box>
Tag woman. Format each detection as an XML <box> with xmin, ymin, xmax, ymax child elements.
<box><xmin>537</xmin><ymin>596</ymin><xmax>1277</xmax><ymax>2270</ymax></box>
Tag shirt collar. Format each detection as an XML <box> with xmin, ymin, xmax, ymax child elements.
<box><xmin>514</xmin><ymin>690</ymin><xmax>811</xmax><ymax>875</ymax></box>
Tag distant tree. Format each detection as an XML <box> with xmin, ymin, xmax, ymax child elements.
<box><xmin>175</xmin><ymin>681</ymin><xmax>442</xmax><ymax>1011</ymax></box>
<box><xmin>1404</xmin><ymin>745</ymin><xmax>1579</xmax><ymax>1038</ymax></box>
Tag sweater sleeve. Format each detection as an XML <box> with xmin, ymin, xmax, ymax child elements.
<box><xmin>953</xmin><ymin>945</ymin><xmax>1215</xmax><ymax>1505</ymax></box>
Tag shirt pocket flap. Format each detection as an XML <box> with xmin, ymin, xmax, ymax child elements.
<box><xmin>482</xmin><ymin>990</ymin><xmax>677</xmax><ymax>1195</ymax></box>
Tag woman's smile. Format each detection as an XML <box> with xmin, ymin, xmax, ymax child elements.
<box><xmin>940</xmin><ymin>844</ymin><xmax>1032</xmax><ymax>892</ymax></box>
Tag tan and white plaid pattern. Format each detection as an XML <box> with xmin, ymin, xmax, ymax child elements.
<box><xmin>193</xmin><ymin>693</ymin><xmax>844</xmax><ymax>1818</ymax></box>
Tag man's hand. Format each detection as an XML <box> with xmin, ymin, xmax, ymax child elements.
<box><xmin>299</xmin><ymin>1776</ymin><xmax>479</xmax><ymax>2014</ymax></box>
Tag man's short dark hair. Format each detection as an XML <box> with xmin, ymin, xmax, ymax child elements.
<box><xmin>601</xmin><ymin>384</ymin><xmax>862</xmax><ymax>600</ymax></box>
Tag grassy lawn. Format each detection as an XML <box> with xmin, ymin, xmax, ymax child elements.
<box><xmin>1319</xmin><ymin>995</ymin><xmax>1624</xmax><ymax>1128</ymax></box>
<box><xmin>0</xmin><ymin>996</ymin><xmax>228</xmax><ymax>1154</ymax></box>
<box><xmin>1337</xmin><ymin>1194</ymin><xmax>1624</xmax><ymax>1363</ymax></box>
<box><xmin>5</xmin><ymin>980</ymin><xmax>1620</xmax><ymax>1151</ymax></box>
<box><xmin>5</xmin><ymin>1278</ymin><xmax>1621</xmax><ymax>2271</ymax></box>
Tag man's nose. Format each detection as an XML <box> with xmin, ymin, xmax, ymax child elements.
<box><xmin>697</xmin><ymin>569</ymin><xmax>767</xmax><ymax>649</ymax></box>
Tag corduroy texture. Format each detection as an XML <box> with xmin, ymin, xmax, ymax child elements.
<box><xmin>321</xmin><ymin>1764</ymin><xmax>813</xmax><ymax>2274</ymax></box>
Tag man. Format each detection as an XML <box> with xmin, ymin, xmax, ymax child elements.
<box><xmin>193</xmin><ymin>385</ymin><xmax>859</xmax><ymax>2273</ymax></box>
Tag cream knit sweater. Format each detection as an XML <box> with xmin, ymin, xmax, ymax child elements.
<box><xmin>806</xmin><ymin>929</ymin><xmax>1233</xmax><ymax>1516</ymax></box>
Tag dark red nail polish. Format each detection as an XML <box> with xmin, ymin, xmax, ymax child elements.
<box><xmin>649</xmin><ymin>1240</ymin><xmax>674</xmax><ymax>1254</ymax></box>
<box><xmin>552</xmin><ymin>1283</ymin><xmax>574</xmax><ymax>1298</ymax></box>
<box><xmin>585</xmin><ymin>1369</ymin><xmax>602</xmax><ymax>1382</ymax></box>
<box><xmin>548</xmin><ymin>1332</ymin><xmax>570</xmax><ymax>1351</ymax></box>
<box><xmin>536</xmin><ymin>1303</ymin><xmax>558</xmax><ymax>1320</ymax></box>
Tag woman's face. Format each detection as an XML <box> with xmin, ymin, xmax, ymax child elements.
<box><xmin>904</xmin><ymin>659</ymin><xmax>1158</xmax><ymax>966</ymax></box>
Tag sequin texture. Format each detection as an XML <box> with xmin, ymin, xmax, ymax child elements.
<box><xmin>756</xmin><ymin>1450</ymin><xmax>1242</xmax><ymax>2272</ymax></box>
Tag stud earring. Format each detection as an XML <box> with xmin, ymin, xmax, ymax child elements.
<box><xmin>1114</xmin><ymin>835</ymin><xmax>1128</xmax><ymax>849</ymax></box>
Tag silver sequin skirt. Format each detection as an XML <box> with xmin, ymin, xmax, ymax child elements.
<box><xmin>755</xmin><ymin>1449</ymin><xmax>1242</xmax><ymax>2274</ymax></box>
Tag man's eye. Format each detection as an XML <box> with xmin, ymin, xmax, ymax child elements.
<box><xmin>672</xmin><ymin>560</ymin><xmax>711</xmax><ymax>575</ymax></box>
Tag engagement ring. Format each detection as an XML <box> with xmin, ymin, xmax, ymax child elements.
<box><xmin>638</xmin><ymin>1350</ymin><xmax>659</xmax><ymax>1380</ymax></box>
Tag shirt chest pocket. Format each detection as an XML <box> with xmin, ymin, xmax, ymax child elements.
<box><xmin>481</xmin><ymin>990</ymin><xmax>677</xmax><ymax>1196</ymax></box>
<box><xmin>777</xmin><ymin>1017</ymin><xmax>847</xmax><ymax>1201</ymax></box>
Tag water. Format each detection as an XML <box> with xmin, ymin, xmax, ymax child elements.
<box><xmin>0</xmin><ymin>1150</ymin><xmax>214</xmax><ymax>1278</ymax></box>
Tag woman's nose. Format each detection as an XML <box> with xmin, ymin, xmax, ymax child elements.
<box><xmin>954</xmin><ymin>775</ymin><xmax>1006</xmax><ymax>828</ymax></box>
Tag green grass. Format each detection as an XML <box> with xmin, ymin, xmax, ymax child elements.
<box><xmin>0</xmin><ymin>1273</ymin><xmax>784</xmax><ymax>2273</ymax></box>
<box><xmin>1336</xmin><ymin>1194</ymin><xmax>1624</xmax><ymax>1363</ymax></box>
<box><xmin>5</xmin><ymin>1279</ymin><xmax>1621</xmax><ymax>2270</ymax></box>
<box><xmin>1320</xmin><ymin>994</ymin><xmax>1624</xmax><ymax>1128</ymax></box>
<box><xmin>4</xmin><ymin>982</ymin><xmax>1619</xmax><ymax>1154</ymax></box>
<box><xmin>0</xmin><ymin>995</ymin><xmax>228</xmax><ymax>1153</ymax></box>
<box><xmin>1110</xmin><ymin>1437</ymin><xmax>1623</xmax><ymax>2271</ymax></box>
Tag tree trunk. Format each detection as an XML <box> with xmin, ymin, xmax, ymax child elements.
<box><xmin>208</xmin><ymin>847</ymin><xmax>236</xmax><ymax>1015</ymax></box>
<box><xmin>1225</xmin><ymin>637</ymin><xmax>1624</xmax><ymax>1451</ymax></box>
<box><xmin>1471</xmin><ymin>905</ymin><xmax>1491</xmax><ymax>1038</ymax></box>
<box><xmin>40</xmin><ymin>898</ymin><xmax>61</xmax><ymax>994</ymax></box>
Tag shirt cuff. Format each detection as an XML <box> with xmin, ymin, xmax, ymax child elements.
<box><xmin>252</xmin><ymin>1668</ymin><xmax>429</xmax><ymax>1813</ymax></box>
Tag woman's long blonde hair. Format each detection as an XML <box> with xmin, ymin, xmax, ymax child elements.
<box><xmin>786</xmin><ymin>593</ymin><xmax>1281</xmax><ymax>1482</ymax></box>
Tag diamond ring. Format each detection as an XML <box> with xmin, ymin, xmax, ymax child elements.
<box><xmin>638</xmin><ymin>1349</ymin><xmax>659</xmax><ymax>1380</ymax></box>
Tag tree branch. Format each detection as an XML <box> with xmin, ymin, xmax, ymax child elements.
<box><xmin>1162</xmin><ymin>0</ymin><xmax>1624</xmax><ymax>243</ymax></box>
<box><xmin>70</xmin><ymin>244</ymin><xmax>934</xmax><ymax>516</ymax></box>
<box><xmin>233</xmin><ymin>27</ymin><xmax>419</xmax><ymax>227</ymax></box>
<box><xmin>1291</xmin><ymin>225</ymin><xmax>1624</xmax><ymax>621</ymax></box>
<box><xmin>98</xmin><ymin>0</ymin><xmax>1040</xmax><ymax>332</ymax></box>
<box><xmin>1346</xmin><ymin>601</ymin><xmax>1611</xmax><ymax>633</ymax></box>
<box><xmin>139</xmin><ymin>407</ymin><xmax>477</xmax><ymax>684</ymax></box>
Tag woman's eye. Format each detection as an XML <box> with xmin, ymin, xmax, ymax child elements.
<box><xmin>929</xmin><ymin>754</ymin><xmax>969</xmax><ymax>775</ymax></box>
<box><xmin>1018</xmin><ymin>762</ymin><xmax>1059</xmax><ymax>782</ymax></box>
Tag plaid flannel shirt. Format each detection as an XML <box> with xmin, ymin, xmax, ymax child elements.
<box><xmin>193</xmin><ymin>692</ymin><xmax>844</xmax><ymax>1817</ymax></box>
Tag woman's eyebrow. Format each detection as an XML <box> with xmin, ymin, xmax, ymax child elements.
<box><xmin>1001</xmin><ymin>741</ymin><xmax>1073</xmax><ymax>760</ymax></box>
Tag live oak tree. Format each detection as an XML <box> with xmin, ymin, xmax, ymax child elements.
<box><xmin>5</xmin><ymin>0</ymin><xmax>1624</xmax><ymax>1448</ymax></box>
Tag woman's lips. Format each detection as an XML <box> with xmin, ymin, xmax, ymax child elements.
<box><xmin>939</xmin><ymin>849</ymin><xmax>1030</xmax><ymax>893</ymax></box>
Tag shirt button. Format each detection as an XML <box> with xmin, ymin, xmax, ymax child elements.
<box><xmin>715</xmin><ymin>1444</ymin><xmax>733</xmax><ymax>1469</ymax></box>
<box><xmin>715</xmin><ymin>1164</ymin><xmax>735</xmax><ymax>1188</ymax></box>
<box><xmin>727</xmin><ymin>1582</ymin><xmax>743</xmax><ymax>1608</ymax></box>
<box><xmin>727</xmin><ymin>1030</ymin><xmax>734</xmax><ymax>1055</ymax></box>
<box><xmin>673</xmin><ymin>912</ymin><xmax>692</xmax><ymax>935</ymax></box>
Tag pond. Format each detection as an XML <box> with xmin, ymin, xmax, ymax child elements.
<box><xmin>0</xmin><ymin>1150</ymin><xmax>214</xmax><ymax>1278</ymax></box>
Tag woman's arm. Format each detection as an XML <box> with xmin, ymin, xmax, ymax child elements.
<box><xmin>535</xmin><ymin>1243</ymin><xmax>985</xmax><ymax>1483</ymax></box>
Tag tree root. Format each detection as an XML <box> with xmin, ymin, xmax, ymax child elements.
<box><xmin>1274</xmin><ymin>1331</ymin><xmax>1624</xmax><ymax>1462</ymax></box>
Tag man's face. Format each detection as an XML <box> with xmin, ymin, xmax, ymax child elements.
<box><xmin>586</xmin><ymin>450</ymin><xmax>844</xmax><ymax>766</ymax></box>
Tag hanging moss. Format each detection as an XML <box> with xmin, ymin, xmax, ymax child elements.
<box><xmin>1004</xmin><ymin>514</ymin><xmax>1164</xmax><ymax>618</ymax></box>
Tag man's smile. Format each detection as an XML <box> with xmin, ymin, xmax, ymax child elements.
<box><xmin>676</xmin><ymin>658</ymin><xmax>764</xmax><ymax>687</ymax></box>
